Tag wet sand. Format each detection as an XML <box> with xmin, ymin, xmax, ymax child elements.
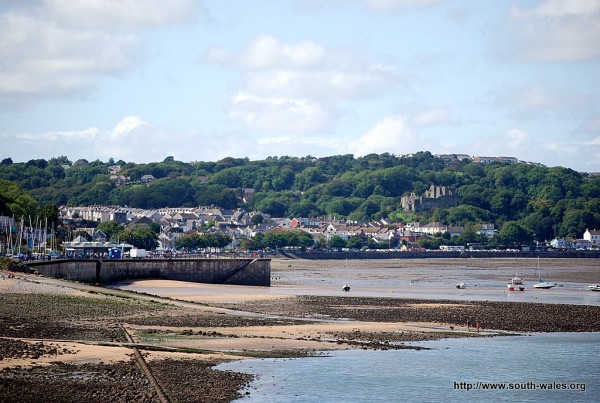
<box><xmin>115</xmin><ymin>257</ymin><xmax>600</xmax><ymax>306</ymax></box>
<box><xmin>1</xmin><ymin>257</ymin><xmax>599</xmax><ymax>402</ymax></box>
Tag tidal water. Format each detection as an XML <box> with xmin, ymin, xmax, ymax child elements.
<box><xmin>218</xmin><ymin>333</ymin><xmax>600</xmax><ymax>403</ymax></box>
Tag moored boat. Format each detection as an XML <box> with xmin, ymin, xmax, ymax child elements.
<box><xmin>532</xmin><ymin>257</ymin><xmax>556</xmax><ymax>289</ymax></box>
<box><xmin>507</xmin><ymin>276</ymin><xmax>525</xmax><ymax>291</ymax></box>
<box><xmin>589</xmin><ymin>284</ymin><xmax>600</xmax><ymax>292</ymax></box>
<box><xmin>456</xmin><ymin>282</ymin><xmax>466</xmax><ymax>289</ymax></box>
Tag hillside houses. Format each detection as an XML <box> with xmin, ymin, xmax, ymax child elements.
<box><xmin>59</xmin><ymin>205</ymin><xmax>414</xmax><ymax>250</ymax></box>
<box><xmin>434</xmin><ymin>154</ymin><xmax>546</xmax><ymax>167</ymax></box>
<box><xmin>63</xmin><ymin>205</ymin><xmax>128</xmax><ymax>224</ymax></box>
<box><xmin>583</xmin><ymin>229</ymin><xmax>600</xmax><ymax>248</ymax></box>
<box><xmin>59</xmin><ymin>205</ymin><xmax>598</xmax><ymax>252</ymax></box>
<box><xmin>407</xmin><ymin>222</ymin><xmax>464</xmax><ymax>237</ymax></box>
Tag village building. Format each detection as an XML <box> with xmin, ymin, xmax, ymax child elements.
<box><xmin>583</xmin><ymin>229</ymin><xmax>600</xmax><ymax>249</ymax></box>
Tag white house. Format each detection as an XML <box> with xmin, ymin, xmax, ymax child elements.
<box><xmin>550</xmin><ymin>238</ymin><xmax>571</xmax><ymax>249</ymax></box>
<box><xmin>477</xmin><ymin>223</ymin><xmax>497</xmax><ymax>238</ymax></box>
<box><xmin>583</xmin><ymin>229</ymin><xmax>600</xmax><ymax>249</ymax></box>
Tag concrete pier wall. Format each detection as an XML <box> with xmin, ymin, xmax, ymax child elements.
<box><xmin>284</xmin><ymin>250</ymin><xmax>600</xmax><ymax>260</ymax></box>
<box><xmin>25</xmin><ymin>258</ymin><xmax>271</xmax><ymax>286</ymax></box>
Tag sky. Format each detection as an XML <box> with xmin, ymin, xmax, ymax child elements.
<box><xmin>1</xmin><ymin>0</ymin><xmax>599</xmax><ymax>172</ymax></box>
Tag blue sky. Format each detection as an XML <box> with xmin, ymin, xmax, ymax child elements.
<box><xmin>1</xmin><ymin>0</ymin><xmax>599</xmax><ymax>171</ymax></box>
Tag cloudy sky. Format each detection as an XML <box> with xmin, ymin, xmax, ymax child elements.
<box><xmin>1</xmin><ymin>0</ymin><xmax>599</xmax><ymax>171</ymax></box>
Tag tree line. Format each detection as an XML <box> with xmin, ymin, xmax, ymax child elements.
<box><xmin>1</xmin><ymin>152</ymin><xmax>600</xmax><ymax>243</ymax></box>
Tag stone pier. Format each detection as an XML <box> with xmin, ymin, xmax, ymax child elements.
<box><xmin>24</xmin><ymin>258</ymin><xmax>271</xmax><ymax>286</ymax></box>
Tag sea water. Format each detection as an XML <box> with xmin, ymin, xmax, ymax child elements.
<box><xmin>217</xmin><ymin>333</ymin><xmax>600</xmax><ymax>403</ymax></box>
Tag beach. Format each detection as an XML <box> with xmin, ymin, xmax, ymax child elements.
<box><xmin>1</xmin><ymin>257</ymin><xmax>599</xmax><ymax>402</ymax></box>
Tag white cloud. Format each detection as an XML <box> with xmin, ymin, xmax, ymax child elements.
<box><xmin>469</xmin><ymin>128</ymin><xmax>531</xmax><ymax>159</ymax></box>
<box><xmin>365</xmin><ymin>0</ymin><xmax>440</xmax><ymax>12</ymax></box>
<box><xmin>545</xmin><ymin>142</ymin><xmax>580</xmax><ymax>154</ymax></box>
<box><xmin>465</xmin><ymin>127</ymin><xmax>600</xmax><ymax>170</ymax></box>
<box><xmin>294</xmin><ymin>0</ymin><xmax>441</xmax><ymax>14</ymax></box>
<box><xmin>3</xmin><ymin>116</ymin><xmax>162</xmax><ymax>163</ymax></box>
<box><xmin>109</xmin><ymin>116</ymin><xmax>148</xmax><ymax>139</ymax></box>
<box><xmin>228</xmin><ymin>92</ymin><xmax>333</xmax><ymax>133</ymax></box>
<box><xmin>206</xmin><ymin>34</ymin><xmax>325</xmax><ymax>70</ymax></box>
<box><xmin>211</xmin><ymin>34</ymin><xmax>402</xmax><ymax>133</ymax></box>
<box><xmin>0</xmin><ymin>1</ymin><xmax>200</xmax><ymax>105</ymax></box>
<box><xmin>41</xmin><ymin>127</ymin><xmax>101</xmax><ymax>141</ymax></box>
<box><xmin>506</xmin><ymin>0</ymin><xmax>600</xmax><ymax>62</ymax></box>
<box><xmin>505</xmin><ymin>128</ymin><xmax>528</xmax><ymax>148</ymax></box>
<box><xmin>244</xmin><ymin>69</ymin><xmax>393</xmax><ymax>101</ymax></box>
<box><xmin>533</xmin><ymin>0</ymin><xmax>600</xmax><ymax>17</ymax></box>
<box><xmin>240</xmin><ymin>34</ymin><xmax>326</xmax><ymax>70</ymax></box>
<box><xmin>257</xmin><ymin>136</ymin><xmax>293</xmax><ymax>145</ymax></box>
<box><xmin>411</xmin><ymin>107</ymin><xmax>452</xmax><ymax>126</ymax></box>
<box><xmin>46</xmin><ymin>0</ymin><xmax>199</xmax><ymax>30</ymax></box>
<box><xmin>345</xmin><ymin>116</ymin><xmax>418</xmax><ymax>156</ymax></box>
<box><xmin>489</xmin><ymin>84</ymin><xmax>593</xmax><ymax>121</ymax></box>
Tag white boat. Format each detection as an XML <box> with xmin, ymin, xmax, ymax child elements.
<box><xmin>456</xmin><ymin>282</ymin><xmax>466</xmax><ymax>289</ymax></box>
<box><xmin>533</xmin><ymin>257</ymin><xmax>556</xmax><ymax>289</ymax></box>
<box><xmin>507</xmin><ymin>276</ymin><xmax>525</xmax><ymax>291</ymax></box>
<box><xmin>589</xmin><ymin>284</ymin><xmax>600</xmax><ymax>292</ymax></box>
<box><xmin>342</xmin><ymin>284</ymin><xmax>350</xmax><ymax>292</ymax></box>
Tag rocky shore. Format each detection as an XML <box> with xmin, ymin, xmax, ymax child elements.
<box><xmin>1</xmin><ymin>257</ymin><xmax>599</xmax><ymax>402</ymax></box>
<box><xmin>218</xmin><ymin>295</ymin><xmax>600</xmax><ymax>333</ymax></box>
<box><xmin>0</xmin><ymin>277</ymin><xmax>254</xmax><ymax>403</ymax></box>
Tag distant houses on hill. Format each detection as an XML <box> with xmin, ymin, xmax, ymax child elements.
<box><xmin>57</xmin><ymin>205</ymin><xmax>512</xmax><ymax>252</ymax></box>
<box><xmin>434</xmin><ymin>154</ymin><xmax>546</xmax><ymax>167</ymax></box>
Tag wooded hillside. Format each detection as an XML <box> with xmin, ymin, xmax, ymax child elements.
<box><xmin>1</xmin><ymin>152</ymin><xmax>599</xmax><ymax>241</ymax></box>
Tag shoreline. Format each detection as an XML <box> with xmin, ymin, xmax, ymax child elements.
<box><xmin>1</xmin><ymin>257</ymin><xmax>599</xmax><ymax>401</ymax></box>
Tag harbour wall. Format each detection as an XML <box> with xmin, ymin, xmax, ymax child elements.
<box><xmin>281</xmin><ymin>250</ymin><xmax>600</xmax><ymax>260</ymax></box>
<box><xmin>23</xmin><ymin>258</ymin><xmax>271</xmax><ymax>286</ymax></box>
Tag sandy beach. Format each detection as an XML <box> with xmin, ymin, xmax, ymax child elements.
<box><xmin>1</xmin><ymin>257</ymin><xmax>599</xmax><ymax>402</ymax></box>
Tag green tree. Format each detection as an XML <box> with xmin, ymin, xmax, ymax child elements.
<box><xmin>254</xmin><ymin>197</ymin><xmax>288</xmax><ymax>217</ymax></box>
<box><xmin>287</xmin><ymin>200</ymin><xmax>321</xmax><ymax>218</ymax></box>
<box><xmin>446</xmin><ymin>205</ymin><xmax>490</xmax><ymax>227</ymax></box>
<box><xmin>328</xmin><ymin>236</ymin><xmax>346</xmax><ymax>249</ymax></box>
<box><xmin>346</xmin><ymin>236</ymin><xmax>363</xmax><ymax>250</ymax></box>
<box><xmin>121</xmin><ymin>225</ymin><xmax>159</xmax><ymax>250</ymax></box>
<box><xmin>497</xmin><ymin>221</ymin><xmax>532</xmax><ymax>247</ymax></box>
<box><xmin>40</xmin><ymin>204</ymin><xmax>61</xmax><ymax>231</ymax></box>
<box><xmin>0</xmin><ymin>179</ymin><xmax>39</xmax><ymax>218</ymax></box>
<box><xmin>194</xmin><ymin>184</ymin><xmax>239</xmax><ymax>209</ymax></box>
<box><xmin>97</xmin><ymin>221</ymin><xmax>124</xmax><ymax>241</ymax></box>
<box><xmin>251</xmin><ymin>214</ymin><xmax>264</xmax><ymax>225</ymax></box>
<box><xmin>558</xmin><ymin>209</ymin><xmax>596</xmax><ymax>238</ymax></box>
<box><xmin>294</xmin><ymin>166</ymin><xmax>327</xmax><ymax>190</ymax></box>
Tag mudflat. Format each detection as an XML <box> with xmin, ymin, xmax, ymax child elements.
<box><xmin>1</xmin><ymin>257</ymin><xmax>599</xmax><ymax>402</ymax></box>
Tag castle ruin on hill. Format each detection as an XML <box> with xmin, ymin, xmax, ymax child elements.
<box><xmin>401</xmin><ymin>185</ymin><xmax>458</xmax><ymax>212</ymax></box>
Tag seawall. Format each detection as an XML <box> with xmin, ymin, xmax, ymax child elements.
<box><xmin>24</xmin><ymin>258</ymin><xmax>271</xmax><ymax>286</ymax></box>
<box><xmin>281</xmin><ymin>250</ymin><xmax>600</xmax><ymax>260</ymax></box>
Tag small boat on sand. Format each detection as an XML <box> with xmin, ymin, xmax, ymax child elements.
<box><xmin>507</xmin><ymin>276</ymin><xmax>525</xmax><ymax>291</ymax></box>
<box><xmin>533</xmin><ymin>257</ymin><xmax>556</xmax><ymax>289</ymax></box>
<box><xmin>589</xmin><ymin>284</ymin><xmax>600</xmax><ymax>292</ymax></box>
